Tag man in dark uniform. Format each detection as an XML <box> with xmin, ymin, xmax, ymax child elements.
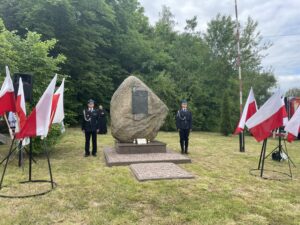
<box><xmin>176</xmin><ymin>100</ymin><xmax>192</xmax><ymax>154</ymax></box>
<box><xmin>98</xmin><ymin>105</ymin><xmax>107</xmax><ymax>134</ymax></box>
<box><xmin>82</xmin><ymin>99</ymin><xmax>99</xmax><ymax>157</ymax></box>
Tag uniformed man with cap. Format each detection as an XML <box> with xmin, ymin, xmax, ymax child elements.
<box><xmin>176</xmin><ymin>99</ymin><xmax>192</xmax><ymax>154</ymax></box>
<box><xmin>82</xmin><ymin>99</ymin><xmax>99</xmax><ymax>157</ymax></box>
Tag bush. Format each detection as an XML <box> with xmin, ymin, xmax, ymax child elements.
<box><xmin>0</xmin><ymin>119</ymin><xmax>8</xmax><ymax>134</ymax></box>
<box><xmin>32</xmin><ymin>124</ymin><xmax>64</xmax><ymax>154</ymax></box>
<box><xmin>160</xmin><ymin>112</ymin><xmax>177</xmax><ymax>131</ymax></box>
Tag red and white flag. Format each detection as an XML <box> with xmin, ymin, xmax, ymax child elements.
<box><xmin>15</xmin><ymin>78</ymin><xmax>27</xmax><ymax>132</ymax></box>
<box><xmin>50</xmin><ymin>78</ymin><xmax>65</xmax><ymax>125</ymax></box>
<box><xmin>17</xmin><ymin>75</ymin><xmax>57</xmax><ymax>139</ymax></box>
<box><xmin>285</xmin><ymin>106</ymin><xmax>300</xmax><ymax>142</ymax></box>
<box><xmin>245</xmin><ymin>90</ymin><xmax>287</xmax><ymax>142</ymax></box>
<box><xmin>0</xmin><ymin>66</ymin><xmax>16</xmax><ymax>115</ymax></box>
<box><xmin>234</xmin><ymin>87</ymin><xmax>257</xmax><ymax>134</ymax></box>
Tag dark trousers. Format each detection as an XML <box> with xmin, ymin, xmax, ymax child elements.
<box><xmin>85</xmin><ymin>131</ymin><xmax>97</xmax><ymax>155</ymax></box>
<box><xmin>179</xmin><ymin>129</ymin><xmax>190</xmax><ymax>153</ymax></box>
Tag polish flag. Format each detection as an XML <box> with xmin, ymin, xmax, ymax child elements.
<box><xmin>234</xmin><ymin>87</ymin><xmax>257</xmax><ymax>134</ymax></box>
<box><xmin>17</xmin><ymin>75</ymin><xmax>57</xmax><ymax>139</ymax></box>
<box><xmin>0</xmin><ymin>66</ymin><xmax>16</xmax><ymax>115</ymax></box>
<box><xmin>15</xmin><ymin>78</ymin><xmax>27</xmax><ymax>133</ymax></box>
<box><xmin>245</xmin><ymin>90</ymin><xmax>287</xmax><ymax>142</ymax></box>
<box><xmin>50</xmin><ymin>78</ymin><xmax>65</xmax><ymax>125</ymax></box>
<box><xmin>285</xmin><ymin>106</ymin><xmax>300</xmax><ymax>142</ymax></box>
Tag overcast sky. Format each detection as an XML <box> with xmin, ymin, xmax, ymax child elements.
<box><xmin>139</xmin><ymin>0</ymin><xmax>300</xmax><ymax>91</ymax></box>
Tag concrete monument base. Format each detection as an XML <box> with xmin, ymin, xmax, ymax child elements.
<box><xmin>115</xmin><ymin>141</ymin><xmax>166</xmax><ymax>154</ymax></box>
<box><xmin>104</xmin><ymin>147</ymin><xmax>191</xmax><ymax>167</ymax></box>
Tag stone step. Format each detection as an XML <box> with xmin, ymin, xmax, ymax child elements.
<box><xmin>130</xmin><ymin>162</ymin><xmax>194</xmax><ymax>181</ymax></box>
<box><xmin>104</xmin><ymin>147</ymin><xmax>191</xmax><ymax>167</ymax></box>
<box><xmin>115</xmin><ymin>141</ymin><xmax>166</xmax><ymax>154</ymax></box>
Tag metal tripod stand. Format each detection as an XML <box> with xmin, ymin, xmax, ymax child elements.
<box><xmin>0</xmin><ymin>138</ymin><xmax>56</xmax><ymax>198</ymax></box>
<box><xmin>252</xmin><ymin>132</ymin><xmax>296</xmax><ymax>180</ymax></box>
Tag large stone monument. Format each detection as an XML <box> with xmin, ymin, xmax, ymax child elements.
<box><xmin>110</xmin><ymin>76</ymin><xmax>168</xmax><ymax>143</ymax></box>
<box><xmin>104</xmin><ymin>75</ymin><xmax>191</xmax><ymax>170</ymax></box>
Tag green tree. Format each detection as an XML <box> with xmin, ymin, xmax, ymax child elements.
<box><xmin>0</xmin><ymin>18</ymin><xmax>65</xmax><ymax>102</ymax></box>
<box><xmin>0</xmin><ymin>0</ymin><xmax>116</xmax><ymax>121</ymax></box>
<box><xmin>0</xmin><ymin>0</ymin><xmax>157</xmax><ymax>124</ymax></box>
<box><xmin>285</xmin><ymin>88</ymin><xmax>300</xmax><ymax>98</ymax></box>
<box><xmin>149</xmin><ymin>71</ymin><xmax>178</xmax><ymax>131</ymax></box>
<box><xmin>0</xmin><ymin>2</ymin><xmax>278</xmax><ymax>132</ymax></box>
<box><xmin>185</xmin><ymin>16</ymin><xmax>198</xmax><ymax>33</ymax></box>
<box><xmin>220</xmin><ymin>91</ymin><xmax>232</xmax><ymax>136</ymax></box>
<box><xmin>0</xmin><ymin>18</ymin><xmax>66</xmax><ymax>153</ymax></box>
<box><xmin>205</xmin><ymin>14</ymin><xmax>276</xmax><ymax>127</ymax></box>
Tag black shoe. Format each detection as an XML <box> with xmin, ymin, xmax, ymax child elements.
<box><xmin>180</xmin><ymin>142</ymin><xmax>184</xmax><ymax>154</ymax></box>
<box><xmin>84</xmin><ymin>153</ymin><xmax>90</xmax><ymax>157</ymax></box>
<box><xmin>185</xmin><ymin>142</ymin><xmax>189</xmax><ymax>154</ymax></box>
<box><xmin>92</xmin><ymin>153</ymin><xmax>97</xmax><ymax>157</ymax></box>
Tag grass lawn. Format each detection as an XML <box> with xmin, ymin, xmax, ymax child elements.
<box><xmin>0</xmin><ymin>128</ymin><xmax>299</xmax><ymax>225</ymax></box>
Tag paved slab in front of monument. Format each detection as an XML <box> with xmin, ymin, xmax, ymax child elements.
<box><xmin>130</xmin><ymin>163</ymin><xmax>194</xmax><ymax>181</ymax></box>
<box><xmin>104</xmin><ymin>147</ymin><xmax>191</xmax><ymax>167</ymax></box>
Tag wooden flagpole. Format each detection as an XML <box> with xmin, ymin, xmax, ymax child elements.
<box><xmin>235</xmin><ymin>0</ymin><xmax>245</xmax><ymax>152</ymax></box>
<box><xmin>3</xmin><ymin>114</ymin><xmax>14</xmax><ymax>140</ymax></box>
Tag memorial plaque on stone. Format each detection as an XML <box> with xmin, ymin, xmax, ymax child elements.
<box><xmin>132</xmin><ymin>89</ymin><xmax>148</xmax><ymax>114</ymax></box>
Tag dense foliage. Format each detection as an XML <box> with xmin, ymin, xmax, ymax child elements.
<box><xmin>0</xmin><ymin>18</ymin><xmax>65</xmax><ymax>152</ymax></box>
<box><xmin>0</xmin><ymin>19</ymin><xmax>65</xmax><ymax>100</ymax></box>
<box><xmin>220</xmin><ymin>91</ymin><xmax>232</xmax><ymax>136</ymax></box>
<box><xmin>32</xmin><ymin>124</ymin><xmax>63</xmax><ymax>154</ymax></box>
<box><xmin>0</xmin><ymin>0</ymin><xmax>277</xmax><ymax>133</ymax></box>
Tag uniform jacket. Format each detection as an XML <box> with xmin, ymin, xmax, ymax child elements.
<box><xmin>82</xmin><ymin>108</ymin><xmax>100</xmax><ymax>132</ymax></box>
<box><xmin>176</xmin><ymin>109</ymin><xmax>192</xmax><ymax>130</ymax></box>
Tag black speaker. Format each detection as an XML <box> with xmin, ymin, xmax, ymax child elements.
<box><xmin>13</xmin><ymin>73</ymin><xmax>33</xmax><ymax>103</ymax></box>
